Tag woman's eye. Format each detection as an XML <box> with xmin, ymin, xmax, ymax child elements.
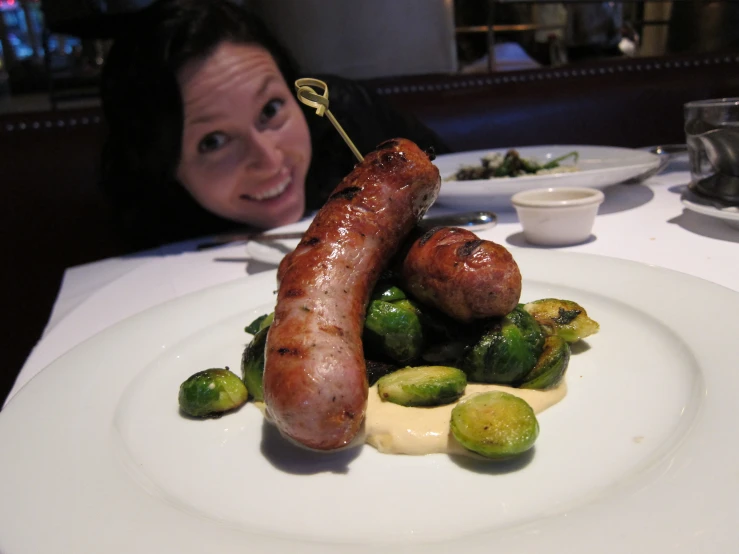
<box><xmin>197</xmin><ymin>132</ymin><xmax>229</xmax><ymax>154</ymax></box>
<box><xmin>259</xmin><ymin>98</ymin><xmax>285</xmax><ymax>125</ymax></box>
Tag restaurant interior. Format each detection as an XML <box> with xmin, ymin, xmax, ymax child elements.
<box><xmin>1</xmin><ymin>0</ymin><xmax>738</xmax><ymax>406</ymax></box>
<box><xmin>2</xmin><ymin>1</ymin><xmax>739</xmax><ymax>551</ymax></box>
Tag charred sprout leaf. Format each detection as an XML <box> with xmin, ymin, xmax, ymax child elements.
<box><xmin>508</xmin><ymin>305</ymin><xmax>546</xmax><ymax>352</ymax></box>
<box><xmin>364</xmin><ymin>298</ymin><xmax>424</xmax><ymax>364</ymax></box>
<box><xmin>244</xmin><ymin>312</ymin><xmax>274</xmax><ymax>335</ymax></box>
<box><xmin>377</xmin><ymin>365</ymin><xmax>467</xmax><ymax>407</ymax></box>
<box><xmin>519</xmin><ymin>335</ymin><xmax>570</xmax><ymax>390</ymax></box>
<box><xmin>523</xmin><ymin>299</ymin><xmax>599</xmax><ymax>342</ymax></box>
<box><xmin>450</xmin><ymin>391</ymin><xmax>539</xmax><ymax>459</ymax></box>
<box><xmin>178</xmin><ymin>368</ymin><xmax>248</xmax><ymax>418</ymax></box>
<box><xmin>540</xmin><ymin>150</ymin><xmax>579</xmax><ymax>170</ymax></box>
<box><xmin>241</xmin><ymin>326</ymin><xmax>269</xmax><ymax>401</ymax></box>
<box><xmin>461</xmin><ymin>306</ymin><xmax>544</xmax><ymax>385</ymax></box>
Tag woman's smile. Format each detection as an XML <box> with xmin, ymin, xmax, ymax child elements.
<box><xmin>241</xmin><ymin>170</ymin><xmax>292</xmax><ymax>201</ymax></box>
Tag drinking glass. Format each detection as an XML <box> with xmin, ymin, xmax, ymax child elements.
<box><xmin>685</xmin><ymin>97</ymin><xmax>739</xmax><ymax>205</ymax></box>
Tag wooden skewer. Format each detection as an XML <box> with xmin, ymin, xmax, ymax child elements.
<box><xmin>295</xmin><ymin>78</ymin><xmax>364</xmax><ymax>163</ymax></box>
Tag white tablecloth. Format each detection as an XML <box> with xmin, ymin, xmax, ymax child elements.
<box><xmin>5</xmin><ymin>168</ymin><xmax>739</xmax><ymax>406</ymax></box>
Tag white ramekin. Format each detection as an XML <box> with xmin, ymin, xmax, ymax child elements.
<box><xmin>511</xmin><ymin>187</ymin><xmax>605</xmax><ymax>246</ymax></box>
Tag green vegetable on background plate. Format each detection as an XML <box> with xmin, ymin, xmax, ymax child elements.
<box><xmin>452</xmin><ymin>150</ymin><xmax>579</xmax><ymax>180</ymax></box>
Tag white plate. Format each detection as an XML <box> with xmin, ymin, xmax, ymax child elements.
<box><xmin>681</xmin><ymin>195</ymin><xmax>739</xmax><ymax>230</ymax></box>
<box><xmin>435</xmin><ymin>145</ymin><xmax>661</xmax><ymax>208</ymax></box>
<box><xmin>1</xmin><ymin>250</ymin><xmax>737</xmax><ymax>553</ymax></box>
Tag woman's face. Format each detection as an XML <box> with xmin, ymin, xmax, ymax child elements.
<box><xmin>177</xmin><ymin>42</ymin><xmax>311</xmax><ymax>229</ymax></box>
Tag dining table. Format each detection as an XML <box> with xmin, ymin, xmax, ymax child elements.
<box><xmin>2</xmin><ymin>154</ymin><xmax>739</xmax><ymax>554</ymax></box>
<box><xmin>5</xmin><ymin>156</ymin><xmax>737</xmax><ymax>406</ymax></box>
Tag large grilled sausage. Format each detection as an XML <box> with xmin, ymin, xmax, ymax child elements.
<box><xmin>264</xmin><ymin>138</ymin><xmax>441</xmax><ymax>451</ymax></box>
<box><xmin>400</xmin><ymin>226</ymin><xmax>521</xmax><ymax>322</ymax></box>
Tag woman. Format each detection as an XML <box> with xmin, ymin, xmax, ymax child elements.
<box><xmin>100</xmin><ymin>0</ymin><xmax>450</xmax><ymax>250</ymax></box>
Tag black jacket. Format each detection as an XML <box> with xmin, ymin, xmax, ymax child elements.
<box><xmin>303</xmin><ymin>75</ymin><xmax>451</xmax><ymax>210</ymax></box>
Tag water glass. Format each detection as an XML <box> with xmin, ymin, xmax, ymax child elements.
<box><xmin>684</xmin><ymin>97</ymin><xmax>739</xmax><ymax>205</ymax></box>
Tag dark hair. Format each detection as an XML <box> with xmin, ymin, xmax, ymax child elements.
<box><xmin>100</xmin><ymin>0</ymin><xmax>300</xmax><ymax>249</ymax></box>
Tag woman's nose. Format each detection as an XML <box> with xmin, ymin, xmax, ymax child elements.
<box><xmin>245</xmin><ymin>131</ymin><xmax>283</xmax><ymax>171</ymax></box>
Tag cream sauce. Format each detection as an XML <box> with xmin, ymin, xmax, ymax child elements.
<box><xmin>363</xmin><ymin>382</ymin><xmax>567</xmax><ymax>457</ymax></box>
<box><xmin>258</xmin><ymin>382</ymin><xmax>567</xmax><ymax>458</ymax></box>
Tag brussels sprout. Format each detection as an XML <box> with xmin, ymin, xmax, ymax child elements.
<box><xmin>461</xmin><ymin>306</ymin><xmax>544</xmax><ymax>385</ymax></box>
<box><xmin>364</xmin><ymin>298</ymin><xmax>424</xmax><ymax>363</ymax></box>
<box><xmin>450</xmin><ymin>391</ymin><xmax>539</xmax><ymax>459</ymax></box>
<box><xmin>371</xmin><ymin>283</ymin><xmax>407</xmax><ymax>302</ymax></box>
<box><xmin>507</xmin><ymin>305</ymin><xmax>546</xmax><ymax>352</ymax></box>
<box><xmin>519</xmin><ymin>335</ymin><xmax>570</xmax><ymax>390</ymax></box>
<box><xmin>523</xmin><ymin>299</ymin><xmax>599</xmax><ymax>342</ymax></box>
<box><xmin>241</xmin><ymin>325</ymin><xmax>269</xmax><ymax>401</ymax></box>
<box><xmin>178</xmin><ymin>368</ymin><xmax>248</xmax><ymax>418</ymax></box>
<box><xmin>377</xmin><ymin>365</ymin><xmax>467</xmax><ymax>407</ymax></box>
<box><xmin>245</xmin><ymin>312</ymin><xmax>274</xmax><ymax>335</ymax></box>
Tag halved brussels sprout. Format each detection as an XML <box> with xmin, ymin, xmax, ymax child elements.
<box><xmin>450</xmin><ymin>391</ymin><xmax>539</xmax><ymax>459</ymax></box>
<box><xmin>376</xmin><ymin>365</ymin><xmax>467</xmax><ymax>407</ymax></box>
<box><xmin>178</xmin><ymin>368</ymin><xmax>248</xmax><ymax>417</ymax></box>
<box><xmin>523</xmin><ymin>299</ymin><xmax>599</xmax><ymax>342</ymax></box>
<box><xmin>461</xmin><ymin>306</ymin><xmax>544</xmax><ymax>385</ymax></box>
<box><xmin>241</xmin><ymin>326</ymin><xmax>269</xmax><ymax>401</ymax></box>
<box><xmin>519</xmin><ymin>335</ymin><xmax>570</xmax><ymax>390</ymax></box>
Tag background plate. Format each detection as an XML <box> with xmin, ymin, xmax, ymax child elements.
<box><xmin>681</xmin><ymin>195</ymin><xmax>739</xmax><ymax>230</ymax></box>
<box><xmin>434</xmin><ymin>145</ymin><xmax>661</xmax><ymax>208</ymax></box>
<box><xmin>0</xmin><ymin>250</ymin><xmax>737</xmax><ymax>553</ymax></box>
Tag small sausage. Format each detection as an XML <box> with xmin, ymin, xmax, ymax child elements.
<box><xmin>400</xmin><ymin>226</ymin><xmax>521</xmax><ymax>322</ymax></box>
<box><xmin>264</xmin><ymin>138</ymin><xmax>441</xmax><ymax>451</ymax></box>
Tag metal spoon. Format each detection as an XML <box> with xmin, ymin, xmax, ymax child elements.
<box><xmin>196</xmin><ymin>210</ymin><xmax>497</xmax><ymax>250</ymax></box>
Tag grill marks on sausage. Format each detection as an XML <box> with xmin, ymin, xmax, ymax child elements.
<box><xmin>329</xmin><ymin>186</ymin><xmax>362</xmax><ymax>202</ymax></box>
<box><xmin>457</xmin><ymin>239</ymin><xmax>483</xmax><ymax>257</ymax></box>
<box><xmin>263</xmin><ymin>138</ymin><xmax>442</xmax><ymax>450</ymax></box>
<box><xmin>319</xmin><ymin>324</ymin><xmax>345</xmax><ymax>337</ymax></box>
<box><xmin>418</xmin><ymin>226</ymin><xmax>443</xmax><ymax>247</ymax></box>
<box><xmin>373</xmin><ymin>151</ymin><xmax>407</xmax><ymax>170</ymax></box>
<box><xmin>302</xmin><ymin>236</ymin><xmax>321</xmax><ymax>247</ymax></box>
<box><xmin>376</xmin><ymin>139</ymin><xmax>399</xmax><ymax>150</ymax></box>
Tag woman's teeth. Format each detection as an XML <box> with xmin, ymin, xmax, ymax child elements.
<box><xmin>245</xmin><ymin>177</ymin><xmax>291</xmax><ymax>201</ymax></box>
